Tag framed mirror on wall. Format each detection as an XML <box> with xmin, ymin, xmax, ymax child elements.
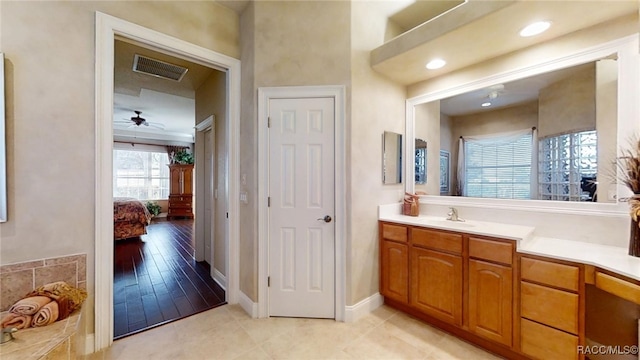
<box><xmin>383</xmin><ymin>131</ymin><xmax>402</xmax><ymax>184</ymax></box>
<box><xmin>405</xmin><ymin>35</ymin><xmax>640</xmax><ymax>212</ymax></box>
<box><xmin>0</xmin><ymin>53</ymin><xmax>6</xmax><ymax>222</ymax></box>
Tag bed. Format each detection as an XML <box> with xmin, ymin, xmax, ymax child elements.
<box><xmin>113</xmin><ymin>197</ymin><xmax>152</xmax><ymax>240</ymax></box>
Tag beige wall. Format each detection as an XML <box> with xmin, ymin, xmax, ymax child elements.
<box><xmin>239</xmin><ymin>0</ymin><xmax>352</xmax><ymax>301</ymax></box>
<box><xmin>349</xmin><ymin>2</ymin><xmax>407</xmax><ymax>305</ymax></box>
<box><xmin>596</xmin><ymin>59</ymin><xmax>618</xmax><ymax>203</ymax></box>
<box><xmin>538</xmin><ymin>65</ymin><xmax>596</xmax><ymax>138</ymax></box>
<box><xmin>195</xmin><ymin>70</ymin><xmax>228</xmax><ymax>276</ymax></box>
<box><xmin>0</xmin><ymin>0</ymin><xmax>239</xmax><ymax>336</ymax></box>
<box><xmin>440</xmin><ymin>113</ymin><xmax>453</xmax><ymax>195</ymax></box>
<box><xmin>239</xmin><ymin>3</ymin><xmax>258</xmax><ymax>302</ymax></box>
<box><xmin>414</xmin><ymin>102</ymin><xmax>441</xmax><ymax>196</ymax></box>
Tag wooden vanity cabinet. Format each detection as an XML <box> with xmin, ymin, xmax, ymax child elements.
<box><xmin>519</xmin><ymin>256</ymin><xmax>583</xmax><ymax>360</ymax></box>
<box><xmin>379</xmin><ymin>223</ymin><xmax>409</xmax><ymax>304</ymax></box>
<box><xmin>468</xmin><ymin>237</ymin><xmax>514</xmax><ymax>347</ymax></box>
<box><xmin>411</xmin><ymin>247</ymin><xmax>463</xmax><ymax>326</ymax></box>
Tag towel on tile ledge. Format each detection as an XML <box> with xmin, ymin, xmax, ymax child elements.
<box><xmin>8</xmin><ymin>296</ymin><xmax>52</xmax><ymax>315</ymax></box>
<box><xmin>31</xmin><ymin>301</ymin><xmax>59</xmax><ymax>327</ymax></box>
<box><xmin>0</xmin><ymin>313</ymin><xmax>33</xmax><ymax>330</ymax></box>
<box><xmin>25</xmin><ymin>281</ymin><xmax>87</xmax><ymax>321</ymax></box>
<box><xmin>0</xmin><ymin>281</ymin><xmax>87</xmax><ymax>330</ymax></box>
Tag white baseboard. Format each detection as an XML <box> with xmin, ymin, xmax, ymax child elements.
<box><xmin>238</xmin><ymin>290</ymin><xmax>258</xmax><ymax>318</ymax></box>
<box><xmin>344</xmin><ymin>292</ymin><xmax>383</xmax><ymax>323</ymax></box>
<box><xmin>212</xmin><ymin>268</ymin><xmax>227</xmax><ymax>290</ymax></box>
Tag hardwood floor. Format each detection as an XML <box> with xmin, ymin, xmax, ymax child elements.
<box><xmin>114</xmin><ymin>218</ymin><xmax>225</xmax><ymax>339</ymax></box>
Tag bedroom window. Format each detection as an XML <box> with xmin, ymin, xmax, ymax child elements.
<box><xmin>461</xmin><ymin>130</ymin><xmax>533</xmax><ymax>199</ymax></box>
<box><xmin>538</xmin><ymin>130</ymin><xmax>597</xmax><ymax>201</ymax></box>
<box><xmin>113</xmin><ymin>149</ymin><xmax>170</xmax><ymax>200</ymax></box>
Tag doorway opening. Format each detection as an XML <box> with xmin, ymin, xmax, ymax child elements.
<box><xmin>95</xmin><ymin>12</ymin><xmax>240</xmax><ymax>351</ymax></box>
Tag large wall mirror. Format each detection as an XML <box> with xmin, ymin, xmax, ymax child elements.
<box><xmin>406</xmin><ymin>35</ymin><xmax>640</xmax><ymax>211</ymax></box>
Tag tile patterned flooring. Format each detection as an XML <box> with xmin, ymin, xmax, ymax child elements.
<box><xmin>87</xmin><ymin>304</ymin><xmax>503</xmax><ymax>360</ymax></box>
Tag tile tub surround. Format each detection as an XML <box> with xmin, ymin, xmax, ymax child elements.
<box><xmin>379</xmin><ymin>204</ymin><xmax>640</xmax><ymax>281</ymax></box>
<box><xmin>0</xmin><ymin>310</ymin><xmax>81</xmax><ymax>360</ymax></box>
<box><xmin>0</xmin><ymin>254</ymin><xmax>87</xmax><ymax>312</ymax></box>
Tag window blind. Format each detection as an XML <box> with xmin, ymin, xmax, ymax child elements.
<box><xmin>465</xmin><ymin>133</ymin><xmax>532</xmax><ymax>199</ymax></box>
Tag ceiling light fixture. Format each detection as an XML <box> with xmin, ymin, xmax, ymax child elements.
<box><xmin>426</xmin><ymin>59</ymin><xmax>446</xmax><ymax>70</ymax></box>
<box><xmin>519</xmin><ymin>21</ymin><xmax>551</xmax><ymax>37</ymax></box>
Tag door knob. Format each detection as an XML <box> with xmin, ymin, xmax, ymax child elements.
<box><xmin>317</xmin><ymin>215</ymin><xmax>332</xmax><ymax>223</ymax></box>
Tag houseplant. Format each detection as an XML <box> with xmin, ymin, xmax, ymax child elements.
<box><xmin>616</xmin><ymin>139</ymin><xmax>640</xmax><ymax>257</ymax></box>
<box><xmin>173</xmin><ymin>150</ymin><xmax>194</xmax><ymax>165</ymax></box>
<box><xmin>145</xmin><ymin>201</ymin><xmax>162</xmax><ymax>217</ymax></box>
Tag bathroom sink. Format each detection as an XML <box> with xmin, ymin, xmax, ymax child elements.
<box><xmin>428</xmin><ymin>219</ymin><xmax>476</xmax><ymax>229</ymax></box>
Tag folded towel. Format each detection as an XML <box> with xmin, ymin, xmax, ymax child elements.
<box><xmin>31</xmin><ymin>301</ymin><xmax>59</xmax><ymax>327</ymax></box>
<box><xmin>26</xmin><ymin>281</ymin><xmax>87</xmax><ymax>319</ymax></box>
<box><xmin>1</xmin><ymin>312</ymin><xmax>33</xmax><ymax>330</ymax></box>
<box><xmin>8</xmin><ymin>296</ymin><xmax>52</xmax><ymax>315</ymax></box>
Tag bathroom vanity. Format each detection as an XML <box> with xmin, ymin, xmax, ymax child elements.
<box><xmin>379</xmin><ymin>208</ymin><xmax>640</xmax><ymax>360</ymax></box>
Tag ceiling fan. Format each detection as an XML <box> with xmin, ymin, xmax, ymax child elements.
<box><xmin>114</xmin><ymin>110</ymin><xmax>165</xmax><ymax>130</ymax></box>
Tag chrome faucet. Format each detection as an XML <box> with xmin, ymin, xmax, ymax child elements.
<box><xmin>446</xmin><ymin>207</ymin><xmax>464</xmax><ymax>222</ymax></box>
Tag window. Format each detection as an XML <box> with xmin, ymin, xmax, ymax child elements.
<box><xmin>464</xmin><ymin>132</ymin><xmax>532</xmax><ymax>199</ymax></box>
<box><xmin>539</xmin><ymin>130</ymin><xmax>597</xmax><ymax>201</ymax></box>
<box><xmin>113</xmin><ymin>148</ymin><xmax>170</xmax><ymax>200</ymax></box>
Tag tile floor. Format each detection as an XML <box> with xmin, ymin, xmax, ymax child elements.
<box><xmin>85</xmin><ymin>304</ymin><xmax>502</xmax><ymax>360</ymax></box>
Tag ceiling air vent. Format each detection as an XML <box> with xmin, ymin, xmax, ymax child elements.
<box><xmin>132</xmin><ymin>54</ymin><xmax>188</xmax><ymax>81</ymax></box>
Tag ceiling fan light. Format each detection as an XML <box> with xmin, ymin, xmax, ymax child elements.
<box><xmin>426</xmin><ymin>58</ymin><xmax>446</xmax><ymax>70</ymax></box>
<box><xmin>520</xmin><ymin>21</ymin><xmax>551</xmax><ymax>37</ymax></box>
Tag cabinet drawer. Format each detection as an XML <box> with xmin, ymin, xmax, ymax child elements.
<box><xmin>469</xmin><ymin>237</ymin><xmax>513</xmax><ymax>265</ymax></box>
<box><xmin>521</xmin><ymin>257</ymin><xmax>580</xmax><ymax>292</ymax></box>
<box><xmin>381</xmin><ymin>223</ymin><xmax>408</xmax><ymax>243</ymax></box>
<box><xmin>412</xmin><ymin>228</ymin><xmax>462</xmax><ymax>255</ymax></box>
<box><xmin>169</xmin><ymin>208</ymin><xmax>193</xmax><ymax>215</ymax></box>
<box><xmin>595</xmin><ymin>272</ymin><xmax>640</xmax><ymax>305</ymax></box>
<box><xmin>521</xmin><ymin>281</ymin><xmax>579</xmax><ymax>334</ymax></box>
<box><xmin>521</xmin><ymin>318</ymin><xmax>579</xmax><ymax>360</ymax></box>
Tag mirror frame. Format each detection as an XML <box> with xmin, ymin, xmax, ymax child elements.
<box><xmin>405</xmin><ymin>34</ymin><xmax>640</xmax><ymax>215</ymax></box>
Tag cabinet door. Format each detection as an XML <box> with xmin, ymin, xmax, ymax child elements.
<box><xmin>411</xmin><ymin>248</ymin><xmax>462</xmax><ymax>326</ymax></box>
<box><xmin>468</xmin><ymin>259</ymin><xmax>513</xmax><ymax>346</ymax></box>
<box><xmin>182</xmin><ymin>167</ymin><xmax>193</xmax><ymax>195</ymax></box>
<box><xmin>380</xmin><ymin>240</ymin><xmax>409</xmax><ymax>303</ymax></box>
<box><xmin>169</xmin><ymin>166</ymin><xmax>182</xmax><ymax>195</ymax></box>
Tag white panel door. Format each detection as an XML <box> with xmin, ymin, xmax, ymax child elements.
<box><xmin>268</xmin><ymin>97</ymin><xmax>335</xmax><ymax>318</ymax></box>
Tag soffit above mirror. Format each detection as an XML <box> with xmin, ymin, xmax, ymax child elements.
<box><xmin>372</xmin><ymin>0</ymin><xmax>638</xmax><ymax>86</ymax></box>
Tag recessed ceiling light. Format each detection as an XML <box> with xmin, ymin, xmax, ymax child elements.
<box><xmin>519</xmin><ymin>21</ymin><xmax>551</xmax><ymax>37</ymax></box>
<box><xmin>481</xmin><ymin>102</ymin><xmax>492</xmax><ymax>107</ymax></box>
<box><xmin>426</xmin><ymin>59</ymin><xmax>446</xmax><ymax>70</ymax></box>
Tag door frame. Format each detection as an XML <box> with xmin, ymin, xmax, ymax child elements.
<box><xmin>95</xmin><ymin>12</ymin><xmax>241</xmax><ymax>351</ymax></box>
<box><xmin>257</xmin><ymin>86</ymin><xmax>346</xmax><ymax>320</ymax></box>
<box><xmin>195</xmin><ymin>115</ymin><xmax>216</xmax><ymax>271</ymax></box>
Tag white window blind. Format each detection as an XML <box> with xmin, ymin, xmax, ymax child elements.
<box><xmin>464</xmin><ymin>132</ymin><xmax>532</xmax><ymax>199</ymax></box>
<box><xmin>538</xmin><ymin>130</ymin><xmax>597</xmax><ymax>201</ymax></box>
<box><xmin>113</xmin><ymin>148</ymin><xmax>170</xmax><ymax>200</ymax></box>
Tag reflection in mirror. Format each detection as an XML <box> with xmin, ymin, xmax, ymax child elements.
<box><xmin>415</xmin><ymin>138</ymin><xmax>426</xmax><ymax>184</ymax></box>
<box><xmin>383</xmin><ymin>131</ymin><xmax>402</xmax><ymax>184</ymax></box>
<box><xmin>413</xmin><ymin>55</ymin><xmax>618</xmax><ymax>203</ymax></box>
